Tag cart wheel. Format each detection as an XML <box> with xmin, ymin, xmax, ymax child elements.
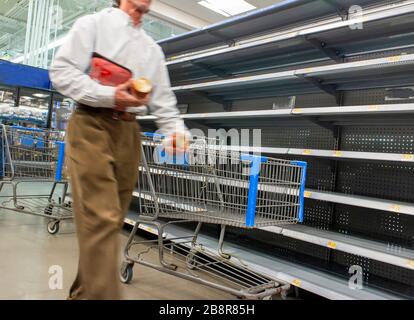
<box><xmin>44</xmin><ymin>204</ymin><xmax>54</xmax><ymax>215</ymax></box>
<box><xmin>120</xmin><ymin>262</ymin><xmax>134</xmax><ymax>284</ymax></box>
<box><xmin>47</xmin><ymin>221</ymin><xmax>60</xmax><ymax>235</ymax></box>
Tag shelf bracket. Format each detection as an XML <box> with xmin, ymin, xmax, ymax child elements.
<box><xmin>205</xmin><ymin>29</ymin><xmax>233</xmax><ymax>43</ymax></box>
<box><xmin>204</xmin><ymin>30</ymin><xmax>236</xmax><ymax>48</ymax></box>
<box><xmin>304</xmin><ymin>37</ymin><xmax>343</xmax><ymax>62</ymax></box>
<box><xmin>298</xmin><ymin>115</ymin><xmax>336</xmax><ymax>132</ymax></box>
<box><xmin>184</xmin><ymin>120</ymin><xmax>212</xmax><ymax>132</ymax></box>
<box><xmin>193</xmin><ymin>91</ymin><xmax>232</xmax><ymax>110</ymax></box>
<box><xmin>321</xmin><ymin>0</ymin><xmax>348</xmax><ymax>20</ymax></box>
<box><xmin>193</xmin><ymin>61</ymin><xmax>232</xmax><ymax>78</ymax></box>
<box><xmin>298</xmin><ymin>75</ymin><xmax>338</xmax><ymax>96</ymax></box>
<box><xmin>297</xmin><ymin>74</ymin><xmax>342</xmax><ymax>105</ymax></box>
<box><xmin>223</xmin><ymin>101</ymin><xmax>233</xmax><ymax>112</ymax></box>
<box><xmin>335</xmin><ymin>91</ymin><xmax>345</xmax><ymax>107</ymax></box>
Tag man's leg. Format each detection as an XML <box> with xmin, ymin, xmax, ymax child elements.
<box><xmin>67</xmin><ymin>260</ymin><xmax>83</xmax><ymax>300</ymax></box>
<box><xmin>66</xmin><ymin>110</ymin><xmax>123</xmax><ymax>300</ymax></box>
<box><xmin>114</xmin><ymin>122</ymin><xmax>141</xmax><ymax>220</ymax></box>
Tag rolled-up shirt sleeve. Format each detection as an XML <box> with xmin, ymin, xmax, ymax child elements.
<box><xmin>148</xmin><ymin>48</ymin><xmax>187</xmax><ymax>136</ymax></box>
<box><xmin>49</xmin><ymin>16</ymin><xmax>116</xmax><ymax>108</ymax></box>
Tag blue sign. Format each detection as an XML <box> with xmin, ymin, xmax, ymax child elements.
<box><xmin>0</xmin><ymin>59</ymin><xmax>51</xmax><ymax>90</ymax></box>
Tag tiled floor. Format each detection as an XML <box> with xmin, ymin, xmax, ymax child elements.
<box><xmin>0</xmin><ymin>209</ymin><xmax>235</xmax><ymax>300</ymax></box>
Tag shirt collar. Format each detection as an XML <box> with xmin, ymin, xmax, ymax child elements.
<box><xmin>112</xmin><ymin>8</ymin><xmax>142</xmax><ymax>30</ymax></box>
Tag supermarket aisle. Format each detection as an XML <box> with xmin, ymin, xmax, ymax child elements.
<box><xmin>0</xmin><ymin>210</ymin><xmax>234</xmax><ymax>300</ymax></box>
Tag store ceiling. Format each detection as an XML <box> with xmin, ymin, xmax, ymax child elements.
<box><xmin>0</xmin><ymin>0</ymin><xmax>111</xmax><ymax>58</ymax></box>
<box><xmin>0</xmin><ymin>0</ymin><xmax>281</xmax><ymax>60</ymax></box>
<box><xmin>158</xmin><ymin>0</ymin><xmax>279</xmax><ymax>24</ymax></box>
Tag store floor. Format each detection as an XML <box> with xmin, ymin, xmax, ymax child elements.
<box><xmin>0</xmin><ymin>209</ymin><xmax>235</xmax><ymax>300</ymax></box>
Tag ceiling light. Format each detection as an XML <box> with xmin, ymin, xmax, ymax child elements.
<box><xmin>198</xmin><ymin>0</ymin><xmax>230</xmax><ymax>17</ymax></box>
<box><xmin>198</xmin><ymin>0</ymin><xmax>256</xmax><ymax>17</ymax></box>
<box><xmin>33</xmin><ymin>93</ymin><xmax>49</xmax><ymax>99</ymax></box>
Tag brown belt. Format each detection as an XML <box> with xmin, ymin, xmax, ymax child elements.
<box><xmin>76</xmin><ymin>104</ymin><xmax>136</xmax><ymax>122</ymax></box>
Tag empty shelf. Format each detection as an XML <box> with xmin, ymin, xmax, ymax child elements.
<box><xmin>206</xmin><ymin>145</ymin><xmax>414</xmax><ymax>164</ymax></box>
<box><xmin>123</xmin><ymin>213</ymin><xmax>405</xmax><ymax>299</ymax></box>
<box><xmin>137</xmin><ymin>104</ymin><xmax>414</xmax><ymax>122</ymax></box>
<box><xmin>159</xmin><ymin>0</ymin><xmax>386</xmax><ymax>57</ymax></box>
<box><xmin>132</xmin><ymin>186</ymin><xmax>414</xmax><ymax>218</ymax></box>
<box><xmin>132</xmin><ymin>155</ymin><xmax>414</xmax><ymax>216</ymax></box>
<box><xmin>262</xmin><ymin>224</ymin><xmax>414</xmax><ymax>271</ymax></box>
<box><xmin>136</xmin><ymin>164</ymin><xmax>413</xmax><ymax>217</ymax></box>
<box><xmin>167</xmin><ymin>1</ymin><xmax>414</xmax><ymax>84</ymax></box>
<box><xmin>305</xmin><ymin>190</ymin><xmax>414</xmax><ymax>217</ymax></box>
<box><xmin>172</xmin><ymin>53</ymin><xmax>414</xmax><ymax>100</ymax></box>
<box><xmin>125</xmin><ymin>211</ymin><xmax>414</xmax><ymax>271</ymax></box>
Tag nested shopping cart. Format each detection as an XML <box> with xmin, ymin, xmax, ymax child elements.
<box><xmin>0</xmin><ymin>124</ymin><xmax>72</xmax><ymax>234</ymax></box>
<box><xmin>121</xmin><ymin>132</ymin><xmax>307</xmax><ymax>299</ymax></box>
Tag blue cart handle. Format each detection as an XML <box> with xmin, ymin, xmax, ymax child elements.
<box><xmin>10</xmin><ymin>125</ymin><xmax>44</xmax><ymax>132</ymax></box>
<box><xmin>55</xmin><ymin>142</ymin><xmax>65</xmax><ymax>181</ymax></box>
<box><xmin>290</xmin><ymin>160</ymin><xmax>308</xmax><ymax>223</ymax></box>
<box><xmin>240</xmin><ymin>154</ymin><xmax>268</xmax><ymax>228</ymax></box>
<box><xmin>143</xmin><ymin>132</ymin><xmax>166</xmax><ymax>139</ymax></box>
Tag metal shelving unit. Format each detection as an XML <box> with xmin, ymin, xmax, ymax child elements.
<box><xmin>304</xmin><ymin>190</ymin><xmax>414</xmax><ymax>217</ymax></box>
<box><xmin>138</xmin><ymin>103</ymin><xmax>414</xmax><ymax>163</ymax></box>
<box><xmin>159</xmin><ymin>0</ymin><xmax>388</xmax><ymax>57</ymax></box>
<box><xmin>166</xmin><ymin>1</ymin><xmax>414</xmax><ymax>84</ymax></box>
<box><xmin>123</xmin><ymin>213</ymin><xmax>404</xmax><ymax>300</ymax></box>
<box><xmin>136</xmin><ymin>0</ymin><xmax>414</xmax><ymax>298</ymax></box>
<box><xmin>139</xmin><ymin>104</ymin><xmax>414</xmax><ymax>121</ymax></box>
<box><xmin>171</xmin><ymin>54</ymin><xmax>414</xmax><ymax>101</ymax></box>
<box><xmin>133</xmin><ymin>164</ymin><xmax>414</xmax><ymax>215</ymax></box>
<box><xmin>212</xmin><ymin>146</ymin><xmax>414</xmax><ymax>163</ymax></box>
<box><xmin>262</xmin><ymin>224</ymin><xmax>414</xmax><ymax>271</ymax></box>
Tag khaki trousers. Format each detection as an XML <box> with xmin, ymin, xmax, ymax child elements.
<box><xmin>66</xmin><ymin>108</ymin><xmax>140</xmax><ymax>300</ymax></box>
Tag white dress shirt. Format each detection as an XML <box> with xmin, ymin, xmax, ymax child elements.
<box><xmin>49</xmin><ymin>8</ymin><xmax>185</xmax><ymax>135</ymax></box>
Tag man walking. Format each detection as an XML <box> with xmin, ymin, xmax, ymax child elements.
<box><xmin>50</xmin><ymin>0</ymin><xmax>186</xmax><ymax>299</ymax></box>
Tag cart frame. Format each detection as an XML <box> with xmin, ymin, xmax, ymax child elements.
<box><xmin>121</xmin><ymin>133</ymin><xmax>307</xmax><ymax>299</ymax></box>
<box><xmin>0</xmin><ymin>124</ymin><xmax>72</xmax><ymax>234</ymax></box>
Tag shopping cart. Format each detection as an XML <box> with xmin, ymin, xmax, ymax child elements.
<box><xmin>0</xmin><ymin>124</ymin><xmax>72</xmax><ymax>234</ymax></box>
<box><xmin>121</xmin><ymin>132</ymin><xmax>307</xmax><ymax>299</ymax></box>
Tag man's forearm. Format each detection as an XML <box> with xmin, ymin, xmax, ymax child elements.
<box><xmin>50</xmin><ymin>60</ymin><xmax>116</xmax><ymax>108</ymax></box>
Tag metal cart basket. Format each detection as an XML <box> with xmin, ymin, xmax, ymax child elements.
<box><xmin>121</xmin><ymin>132</ymin><xmax>307</xmax><ymax>299</ymax></box>
<box><xmin>0</xmin><ymin>125</ymin><xmax>72</xmax><ymax>234</ymax></box>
